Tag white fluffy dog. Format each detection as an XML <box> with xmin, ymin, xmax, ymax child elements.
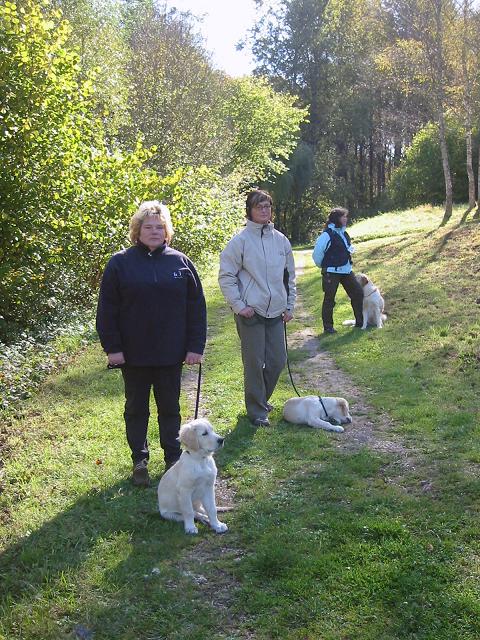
<box><xmin>356</xmin><ymin>273</ymin><xmax>386</xmax><ymax>329</ymax></box>
<box><xmin>157</xmin><ymin>418</ymin><xmax>228</xmax><ymax>535</ymax></box>
<box><xmin>343</xmin><ymin>273</ymin><xmax>387</xmax><ymax>329</ymax></box>
<box><xmin>283</xmin><ymin>396</ymin><xmax>352</xmax><ymax>432</ymax></box>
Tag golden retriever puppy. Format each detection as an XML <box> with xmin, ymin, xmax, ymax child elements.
<box><xmin>356</xmin><ymin>272</ymin><xmax>386</xmax><ymax>329</ymax></box>
<box><xmin>283</xmin><ymin>396</ymin><xmax>352</xmax><ymax>432</ymax></box>
<box><xmin>157</xmin><ymin>418</ymin><xmax>228</xmax><ymax>535</ymax></box>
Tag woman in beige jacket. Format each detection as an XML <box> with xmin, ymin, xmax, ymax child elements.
<box><xmin>218</xmin><ymin>189</ymin><xmax>296</xmax><ymax>426</ymax></box>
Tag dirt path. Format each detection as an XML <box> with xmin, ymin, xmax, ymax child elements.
<box><xmin>176</xmin><ymin>252</ymin><xmax>421</xmax><ymax>632</ymax></box>
<box><xmin>289</xmin><ymin>250</ymin><xmax>416</xmax><ymax>475</ymax></box>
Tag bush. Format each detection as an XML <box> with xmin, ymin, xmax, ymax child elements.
<box><xmin>158</xmin><ymin>166</ymin><xmax>243</xmax><ymax>266</ymax></box>
<box><xmin>0</xmin><ymin>1</ymin><xmax>160</xmax><ymax>335</ymax></box>
<box><xmin>387</xmin><ymin>120</ymin><xmax>478</xmax><ymax>208</ymax></box>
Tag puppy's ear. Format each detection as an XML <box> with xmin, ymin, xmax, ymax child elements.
<box><xmin>179</xmin><ymin>423</ymin><xmax>200</xmax><ymax>451</ymax></box>
<box><xmin>359</xmin><ymin>274</ymin><xmax>368</xmax><ymax>286</ymax></box>
<box><xmin>337</xmin><ymin>398</ymin><xmax>349</xmax><ymax>416</ymax></box>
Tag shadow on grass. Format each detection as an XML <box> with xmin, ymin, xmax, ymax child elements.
<box><xmin>216</xmin><ymin>414</ymin><xmax>259</xmax><ymax>469</ymax></box>
<box><xmin>0</xmin><ymin>414</ymin><xmax>263</xmax><ymax>637</ymax></box>
<box><xmin>0</xmin><ymin>469</ymin><xmax>224</xmax><ymax>638</ymax></box>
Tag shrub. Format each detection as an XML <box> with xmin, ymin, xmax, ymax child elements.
<box><xmin>387</xmin><ymin>120</ymin><xmax>478</xmax><ymax>208</ymax></box>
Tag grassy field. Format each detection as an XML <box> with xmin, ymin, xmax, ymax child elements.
<box><xmin>0</xmin><ymin>205</ymin><xmax>479</xmax><ymax>639</ymax></box>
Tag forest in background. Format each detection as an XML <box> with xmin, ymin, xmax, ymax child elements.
<box><xmin>2</xmin><ymin>0</ymin><xmax>480</xmax><ymax>345</ymax></box>
<box><xmin>251</xmin><ymin>0</ymin><xmax>480</xmax><ymax>239</ymax></box>
<box><xmin>0</xmin><ymin>0</ymin><xmax>306</xmax><ymax>343</ymax></box>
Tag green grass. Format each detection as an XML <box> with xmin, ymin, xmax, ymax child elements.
<box><xmin>0</xmin><ymin>204</ymin><xmax>479</xmax><ymax>639</ymax></box>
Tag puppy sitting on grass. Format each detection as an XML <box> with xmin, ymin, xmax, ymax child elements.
<box><xmin>157</xmin><ymin>418</ymin><xmax>228</xmax><ymax>535</ymax></box>
<box><xmin>283</xmin><ymin>396</ymin><xmax>352</xmax><ymax>432</ymax></box>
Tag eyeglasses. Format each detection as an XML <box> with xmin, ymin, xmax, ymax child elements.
<box><xmin>254</xmin><ymin>203</ymin><xmax>272</xmax><ymax>211</ymax></box>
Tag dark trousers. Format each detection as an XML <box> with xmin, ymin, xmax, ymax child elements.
<box><xmin>121</xmin><ymin>364</ymin><xmax>182</xmax><ymax>465</ymax></box>
<box><xmin>321</xmin><ymin>270</ymin><xmax>364</xmax><ymax>330</ymax></box>
<box><xmin>235</xmin><ymin>313</ymin><xmax>286</xmax><ymax>421</ymax></box>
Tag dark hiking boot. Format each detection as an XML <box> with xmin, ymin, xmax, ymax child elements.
<box><xmin>252</xmin><ymin>417</ymin><xmax>270</xmax><ymax>427</ymax></box>
<box><xmin>132</xmin><ymin>459</ymin><xmax>150</xmax><ymax>487</ymax></box>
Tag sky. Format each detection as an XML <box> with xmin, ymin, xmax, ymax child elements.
<box><xmin>164</xmin><ymin>0</ymin><xmax>258</xmax><ymax>77</ymax></box>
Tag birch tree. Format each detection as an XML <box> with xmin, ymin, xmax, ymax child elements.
<box><xmin>382</xmin><ymin>0</ymin><xmax>458</xmax><ymax>223</ymax></box>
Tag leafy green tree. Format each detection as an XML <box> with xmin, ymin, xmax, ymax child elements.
<box><xmin>223</xmin><ymin>76</ymin><xmax>307</xmax><ymax>185</ymax></box>
<box><xmin>124</xmin><ymin>2</ymin><xmax>231</xmax><ymax>173</ymax></box>
<box><xmin>158</xmin><ymin>166</ymin><xmax>243</xmax><ymax>265</ymax></box>
<box><xmin>248</xmin><ymin>0</ymin><xmax>420</xmax><ymax>217</ymax></box>
<box><xmin>52</xmin><ymin>0</ymin><xmax>132</xmax><ymax>138</ymax></box>
<box><xmin>0</xmin><ymin>0</ymin><xmax>158</xmax><ymax>335</ymax></box>
<box><xmin>381</xmin><ymin>0</ymin><xmax>459</xmax><ymax>223</ymax></box>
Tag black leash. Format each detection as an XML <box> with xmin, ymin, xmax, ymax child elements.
<box><xmin>284</xmin><ymin>322</ymin><xmax>301</xmax><ymax>397</ymax></box>
<box><xmin>194</xmin><ymin>362</ymin><xmax>202</xmax><ymax>419</ymax></box>
<box><xmin>283</xmin><ymin>322</ymin><xmax>331</xmax><ymax>421</ymax></box>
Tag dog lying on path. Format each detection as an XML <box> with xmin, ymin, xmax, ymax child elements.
<box><xmin>157</xmin><ymin>418</ymin><xmax>228</xmax><ymax>535</ymax></box>
<box><xmin>283</xmin><ymin>396</ymin><xmax>352</xmax><ymax>432</ymax></box>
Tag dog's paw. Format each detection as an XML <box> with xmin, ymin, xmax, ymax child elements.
<box><xmin>213</xmin><ymin>522</ymin><xmax>228</xmax><ymax>534</ymax></box>
<box><xmin>332</xmin><ymin>425</ymin><xmax>345</xmax><ymax>433</ymax></box>
<box><xmin>184</xmin><ymin>524</ymin><xmax>198</xmax><ymax>535</ymax></box>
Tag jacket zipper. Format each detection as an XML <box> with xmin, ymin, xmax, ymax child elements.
<box><xmin>261</xmin><ymin>225</ymin><xmax>272</xmax><ymax>316</ymax></box>
<box><xmin>148</xmin><ymin>252</ymin><xmax>158</xmax><ymax>282</ymax></box>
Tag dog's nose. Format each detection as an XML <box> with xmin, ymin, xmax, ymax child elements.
<box><xmin>345</xmin><ymin>417</ymin><xmax>352</xmax><ymax>424</ymax></box>
<box><xmin>217</xmin><ymin>437</ymin><xmax>224</xmax><ymax>446</ymax></box>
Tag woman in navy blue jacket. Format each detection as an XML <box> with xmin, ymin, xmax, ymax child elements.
<box><xmin>312</xmin><ymin>207</ymin><xmax>363</xmax><ymax>334</ymax></box>
<box><xmin>96</xmin><ymin>201</ymin><xmax>206</xmax><ymax>486</ymax></box>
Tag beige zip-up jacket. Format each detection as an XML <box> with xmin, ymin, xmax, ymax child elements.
<box><xmin>218</xmin><ymin>220</ymin><xmax>296</xmax><ymax>318</ymax></box>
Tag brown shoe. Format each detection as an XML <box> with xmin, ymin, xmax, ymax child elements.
<box><xmin>132</xmin><ymin>459</ymin><xmax>150</xmax><ymax>487</ymax></box>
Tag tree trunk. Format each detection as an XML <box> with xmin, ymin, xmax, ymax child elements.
<box><xmin>461</xmin><ymin>0</ymin><xmax>476</xmax><ymax>216</ymax></box>
<box><xmin>465</xmin><ymin>125</ymin><xmax>476</xmax><ymax>212</ymax></box>
<box><xmin>474</xmin><ymin>145</ymin><xmax>480</xmax><ymax>219</ymax></box>
<box><xmin>369</xmin><ymin>135</ymin><xmax>374</xmax><ymax>205</ymax></box>
<box><xmin>394</xmin><ymin>138</ymin><xmax>402</xmax><ymax>167</ymax></box>
<box><xmin>359</xmin><ymin>141</ymin><xmax>365</xmax><ymax>209</ymax></box>
<box><xmin>438</xmin><ymin>110</ymin><xmax>453</xmax><ymax>225</ymax></box>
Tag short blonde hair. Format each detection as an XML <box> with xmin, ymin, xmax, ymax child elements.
<box><xmin>129</xmin><ymin>200</ymin><xmax>174</xmax><ymax>245</ymax></box>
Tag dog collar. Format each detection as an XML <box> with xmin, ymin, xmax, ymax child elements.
<box><xmin>363</xmin><ymin>287</ymin><xmax>378</xmax><ymax>298</ymax></box>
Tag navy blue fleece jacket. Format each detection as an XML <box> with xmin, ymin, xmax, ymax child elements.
<box><xmin>96</xmin><ymin>243</ymin><xmax>207</xmax><ymax>366</ymax></box>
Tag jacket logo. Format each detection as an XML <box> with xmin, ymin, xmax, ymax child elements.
<box><xmin>172</xmin><ymin>270</ymin><xmax>185</xmax><ymax>279</ymax></box>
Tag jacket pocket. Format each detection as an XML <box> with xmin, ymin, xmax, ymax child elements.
<box><xmin>242</xmin><ymin>276</ymin><xmax>254</xmax><ymax>303</ymax></box>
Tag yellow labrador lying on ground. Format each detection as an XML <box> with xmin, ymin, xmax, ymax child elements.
<box><xmin>283</xmin><ymin>396</ymin><xmax>352</xmax><ymax>432</ymax></box>
<box><xmin>157</xmin><ymin>418</ymin><xmax>228</xmax><ymax>535</ymax></box>
<box><xmin>343</xmin><ymin>272</ymin><xmax>386</xmax><ymax>329</ymax></box>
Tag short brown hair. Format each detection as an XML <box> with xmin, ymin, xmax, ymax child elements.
<box><xmin>326</xmin><ymin>207</ymin><xmax>349</xmax><ymax>229</ymax></box>
<box><xmin>245</xmin><ymin>189</ymin><xmax>273</xmax><ymax>220</ymax></box>
<box><xmin>129</xmin><ymin>200</ymin><xmax>174</xmax><ymax>245</ymax></box>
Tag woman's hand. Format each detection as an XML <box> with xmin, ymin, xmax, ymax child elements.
<box><xmin>185</xmin><ymin>352</ymin><xmax>203</xmax><ymax>365</ymax></box>
<box><xmin>238</xmin><ymin>306</ymin><xmax>255</xmax><ymax>318</ymax></box>
<box><xmin>108</xmin><ymin>352</ymin><xmax>125</xmax><ymax>366</ymax></box>
<box><xmin>283</xmin><ymin>311</ymin><xmax>293</xmax><ymax>323</ymax></box>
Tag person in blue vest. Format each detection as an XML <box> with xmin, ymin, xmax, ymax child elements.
<box><xmin>312</xmin><ymin>207</ymin><xmax>363</xmax><ymax>334</ymax></box>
